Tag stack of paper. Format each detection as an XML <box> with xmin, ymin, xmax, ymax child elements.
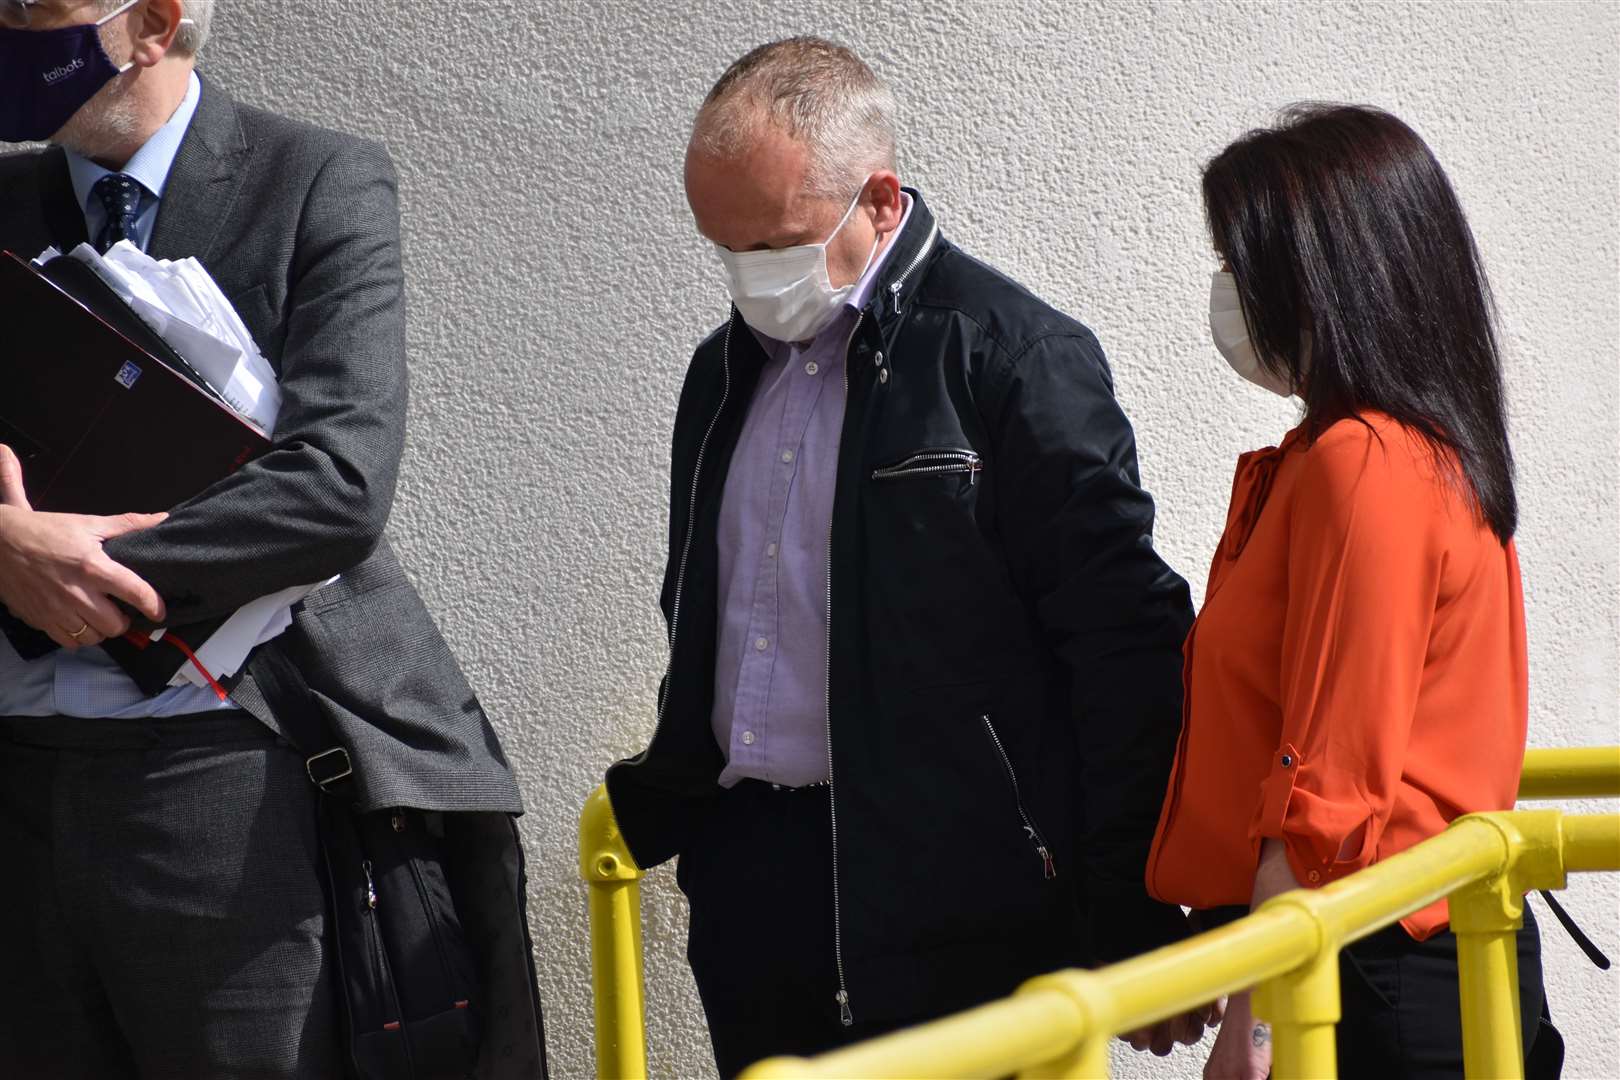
<box><xmin>34</xmin><ymin>243</ymin><xmax>328</xmax><ymax>690</ymax></box>
<box><xmin>38</xmin><ymin>241</ymin><xmax>281</xmax><ymax>434</ymax></box>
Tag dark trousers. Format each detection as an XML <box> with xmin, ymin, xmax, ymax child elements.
<box><xmin>676</xmin><ymin>780</ymin><xmax>914</xmax><ymax>1080</ymax></box>
<box><xmin>0</xmin><ymin>713</ymin><xmax>342</xmax><ymax>1079</ymax></box>
<box><xmin>1338</xmin><ymin>904</ymin><xmax>1560</xmax><ymax>1079</ymax></box>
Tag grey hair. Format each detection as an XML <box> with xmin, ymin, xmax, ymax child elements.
<box><xmin>98</xmin><ymin>0</ymin><xmax>213</xmax><ymax>56</ymax></box>
<box><xmin>693</xmin><ymin>36</ymin><xmax>898</xmax><ymax>201</ymax></box>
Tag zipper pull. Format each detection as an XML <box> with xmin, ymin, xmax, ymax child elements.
<box><xmin>1038</xmin><ymin>846</ymin><xmax>1057</xmax><ymax>880</ymax></box>
<box><xmin>362</xmin><ymin>860</ymin><xmax>378</xmax><ymax>910</ymax></box>
<box><xmin>889</xmin><ymin>281</ymin><xmax>901</xmax><ymax>315</ymax></box>
<box><xmin>969</xmin><ymin>459</ymin><xmax>982</xmax><ymax>486</ymax></box>
<box><xmin>836</xmin><ymin>988</ymin><xmax>853</xmax><ymax>1027</ymax></box>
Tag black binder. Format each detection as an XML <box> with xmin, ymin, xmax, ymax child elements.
<box><xmin>0</xmin><ymin>249</ymin><xmax>270</xmax><ymax>686</ymax></box>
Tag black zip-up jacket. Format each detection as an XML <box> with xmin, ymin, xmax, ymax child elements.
<box><xmin>608</xmin><ymin>189</ymin><xmax>1195</xmax><ymax>1024</ymax></box>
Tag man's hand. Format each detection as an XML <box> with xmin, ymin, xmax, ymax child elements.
<box><xmin>1121</xmin><ymin>998</ymin><xmax>1222</xmax><ymax>1056</ymax></box>
<box><xmin>1203</xmin><ymin>991</ymin><xmax>1270</xmax><ymax>1080</ymax></box>
<box><xmin>0</xmin><ymin>444</ymin><xmax>167</xmax><ymax>649</ymax></box>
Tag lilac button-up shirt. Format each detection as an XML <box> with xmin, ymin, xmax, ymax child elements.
<box><xmin>710</xmin><ymin>195</ymin><xmax>915</xmax><ymax>788</ymax></box>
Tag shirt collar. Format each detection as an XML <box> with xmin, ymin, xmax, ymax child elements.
<box><xmin>66</xmin><ymin>71</ymin><xmax>202</xmax><ymax>210</ymax></box>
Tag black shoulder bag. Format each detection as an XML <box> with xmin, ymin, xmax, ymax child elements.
<box><xmin>252</xmin><ymin>642</ymin><xmax>483</xmax><ymax>1080</ymax></box>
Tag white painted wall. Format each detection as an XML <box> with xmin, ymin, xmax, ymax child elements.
<box><xmin>208</xmin><ymin>1</ymin><xmax>1617</xmax><ymax>1076</ymax></box>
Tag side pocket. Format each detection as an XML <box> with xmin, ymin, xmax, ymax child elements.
<box><xmin>1340</xmin><ymin>939</ymin><xmax>1399</xmax><ymax>1012</ymax></box>
<box><xmin>872</xmin><ymin>448</ymin><xmax>983</xmax><ymax>483</ymax></box>
<box><xmin>980</xmin><ymin>715</ymin><xmax>1057</xmax><ymax>881</ymax></box>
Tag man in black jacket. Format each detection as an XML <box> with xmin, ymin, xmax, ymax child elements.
<box><xmin>607</xmin><ymin>36</ymin><xmax>1205</xmax><ymax>1077</ymax></box>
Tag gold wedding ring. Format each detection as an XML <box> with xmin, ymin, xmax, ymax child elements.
<box><xmin>69</xmin><ymin>622</ymin><xmax>90</xmax><ymax>640</ymax></box>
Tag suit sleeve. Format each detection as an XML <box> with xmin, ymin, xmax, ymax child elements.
<box><xmin>103</xmin><ymin>140</ymin><xmax>408</xmax><ymax>626</ymax></box>
<box><xmin>1250</xmin><ymin>425</ymin><xmax>1438</xmax><ymax>884</ymax></box>
<box><xmin>985</xmin><ymin>330</ymin><xmax>1196</xmax><ymax>963</ymax></box>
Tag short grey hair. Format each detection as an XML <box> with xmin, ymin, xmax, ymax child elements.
<box><xmin>97</xmin><ymin>0</ymin><xmax>213</xmax><ymax>56</ymax></box>
<box><xmin>692</xmin><ymin>36</ymin><xmax>898</xmax><ymax>201</ymax></box>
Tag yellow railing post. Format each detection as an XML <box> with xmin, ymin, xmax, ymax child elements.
<box><xmin>579</xmin><ymin>784</ymin><xmax>648</xmax><ymax>1080</ymax></box>
<box><xmin>1448</xmin><ymin>810</ymin><xmax>1564</xmax><ymax>1080</ymax></box>
<box><xmin>1250</xmin><ymin>896</ymin><xmax>1340</xmax><ymax>1080</ymax></box>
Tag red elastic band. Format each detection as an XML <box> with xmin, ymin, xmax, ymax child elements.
<box><xmin>163</xmin><ymin>633</ymin><xmax>229</xmax><ymax>702</ymax></box>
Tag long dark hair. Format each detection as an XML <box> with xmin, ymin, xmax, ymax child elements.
<box><xmin>1203</xmin><ymin>104</ymin><xmax>1517</xmax><ymax>542</ymax></box>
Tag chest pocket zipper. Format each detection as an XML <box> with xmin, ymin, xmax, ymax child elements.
<box><xmin>981</xmin><ymin>715</ymin><xmax>1057</xmax><ymax>880</ymax></box>
<box><xmin>871</xmin><ymin>449</ymin><xmax>982</xmax><ymax>484</ymax></box>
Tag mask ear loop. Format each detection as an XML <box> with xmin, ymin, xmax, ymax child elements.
<box><xmin>99</xmin><ymin>1</ymin><xmax>195</xmax><ymax>74</ymax></box>
<box><xmin>829</xmin><ymin>175</ymin><xmax>884</xmax><ymax>284</ymax></box>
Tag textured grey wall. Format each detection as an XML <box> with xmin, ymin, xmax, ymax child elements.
<box><xmin>206</xmin><ymin>1</ymin><xmax>1617</xmax><ymax>1077</ymax></box>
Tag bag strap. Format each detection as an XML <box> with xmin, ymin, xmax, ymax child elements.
<box><xmin>1537</xmin><ymin>889</ymin><xmax>1611</xmax><ymax>970</ymax></box>
<box><xmin>251</xmin><ymin>637</ymin><xmax>357</xmax><ymax>800</ymax></box>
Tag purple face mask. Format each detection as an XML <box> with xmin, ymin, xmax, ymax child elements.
<box><xmin>0</xmin><ymin>0</ymin><xmax>139</xmax><ymax>144</ymax></box>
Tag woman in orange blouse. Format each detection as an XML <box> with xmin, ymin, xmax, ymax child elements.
<box><xmin>1147</xmin><ymin>105</ymin><xmax>1555</xmax><ymax>1079</ymax></box>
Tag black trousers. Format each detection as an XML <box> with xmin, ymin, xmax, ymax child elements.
<box><xmin>0</xmin><ymin>713</ymin><xmax>342</xmax><ymax>1079</ymax></box>
<box><xmin>1338</xmin><ymin>904</ymin><xmax>1561</xmax><ymax>1079</ymax></box>
<box><xmin>677</xmin><ymin>780</ymin><xmax>917</xmax><ymax>1080</ymax></box>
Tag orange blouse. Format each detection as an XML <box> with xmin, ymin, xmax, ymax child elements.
<box><xmin>1147</xmin><ymin>413</ymin><xmax>1528</xmax><ymax>939</ymax></box>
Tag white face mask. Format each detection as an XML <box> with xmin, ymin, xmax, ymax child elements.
<box><xmin>1209</xmin><ymin>271</ymin><xmax>1295</xmax><ymax>398</ymax></box>
<box><xmin>714</xmin><ymin>181</ymin><xmax>879</xmax><ymax>343</ymax></box>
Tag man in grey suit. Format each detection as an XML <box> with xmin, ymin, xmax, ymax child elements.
<box><xmin>0</xmin><ymin>2</ymin><xmax>546</xmax><ymax>1076</ymax></box>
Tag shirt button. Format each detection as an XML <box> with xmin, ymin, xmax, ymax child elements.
<box><xmin>805</xmin><ymin>361</ymin><xmax>819</xmax><ymax>376</ymax></box>
<box><xmin>767</xmin><ymin>542</ymin><xmax>778</xmax><ymax>557</ymax></box>
<box><xmin>755</xmin><ymin>637</ymin><xmax>769</xmax><ymax>651</ymax></box>
<box><xmin>874</xmin><ymin>351</ymin><xmax>884</xmax><ymax>366</ymax></box>
<box><xmin>781</xmin><ymin>450</ymin><xmax>795</xmax><ymax>464</ymax></box>
<box><xmin>741</xmin><ymin>731</ymin><xmax>756</xmax><ymax>746</ymax></box>
<box><xmin>878</xmin><ymin>368</ymin><xmax>890</xmax><ymax>384</ymax></box>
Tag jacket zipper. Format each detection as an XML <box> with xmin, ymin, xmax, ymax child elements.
<box><xmin>653</xmin><ymin>317</ymin><xmax>735</xmax><ymax>730</ymax></box>
<box><xmin>981</xmin><ymin>716</ymin><xmax>1057</xmax><ymax>880</ymax></box>
<box><xmin>827</xmin><ymin>314</ymin><xmax>867</xmax><ymax>1028</ymax></box>
<box><xmin>871</xmin><ymin>449</ymin><xmax>982</xmax><ymax>485</ymax></box>
<box><xmin>887</xmin><ymin>218</ymin><xmax>940</xmax><ymax>314</ymax></box>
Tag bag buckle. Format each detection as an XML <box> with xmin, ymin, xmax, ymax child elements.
<box><xmin>306</xmin><ymin>746</ymin><xmax>353</xmax><ymax>791</ymax></box>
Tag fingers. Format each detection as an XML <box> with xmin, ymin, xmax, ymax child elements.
<box><xmin>85</xmin><ymin>554</ymin><xmax>166</xmax><ymax>623</ymax></box>
<box><xmin>1124</xmin><ymin>1027</ymin><xmax>1152</xmax><ymax>1052</ymax></box>
<box><xmin>68</xmin><ymin>584</ymin><xmax>131</xmax><ymax>641</ymax></box>
<box><xmin>1151</xmin><ymin>1021</ymin><xmax>1176</xmax><ymax>1056</ymax></box>
<box><xmin>0</xmin><ymin>444</ymin><xmax>30</xmax><ymax>510</ymax></box>
<box><xmin>87</xmin><ymin>510</ymin><xmax>168</xmax><ymax>540</ymax></box>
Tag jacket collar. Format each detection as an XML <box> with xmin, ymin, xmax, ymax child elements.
<box><xmin>865</xmin><ymin>186</ymin><xmax>940</xmax><ymax>331</ymax></box>
<box><xmin>147</xmin><ymin>74</ymin><xmax>252</xmax><ymax>263</ymax></box>
<box><xmin>34</xmin><ymin>147</ymin><xmax>87</xmax><ymax>251</ymax></box>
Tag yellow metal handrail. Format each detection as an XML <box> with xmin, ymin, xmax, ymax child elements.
<box><xmin>742</xmin><ymin>809</ymin><xmax>1620</xmax><ymax>1079</ymax></box>
<box><xmin>1519</xmin><ymin>745</ymin><xmax>1620</xmax><ymax>799</ymax></box>
<box><xmin>579</xmin><ymin>746</ymin><xmax>1619</xmax><ymax>1080</ymax></box>
<box><xmin>579</xmin><ymin>785</ymin><xmax>647</xmax><ymax>1080</ymax></box>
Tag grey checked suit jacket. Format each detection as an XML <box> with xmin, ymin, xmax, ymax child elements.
<box><xmin>0</xmin><ymin>78</ymin><xmax>546</xmax><ymax>1076</ymax></box>
<box><xmin>0</xmin><ymin>77</ymin><xmax>523</xmax><ymax>816</ymax></box>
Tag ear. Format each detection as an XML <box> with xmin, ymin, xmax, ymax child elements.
<box><xmin>865</xmin><ymin>171</ymin><xmax>905</xmax><ymax>235</ymax></box>
<box><xmin>126</xmin><ymin>0</ymin><xmax>185</xmax><ymax>68</ymax></box>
